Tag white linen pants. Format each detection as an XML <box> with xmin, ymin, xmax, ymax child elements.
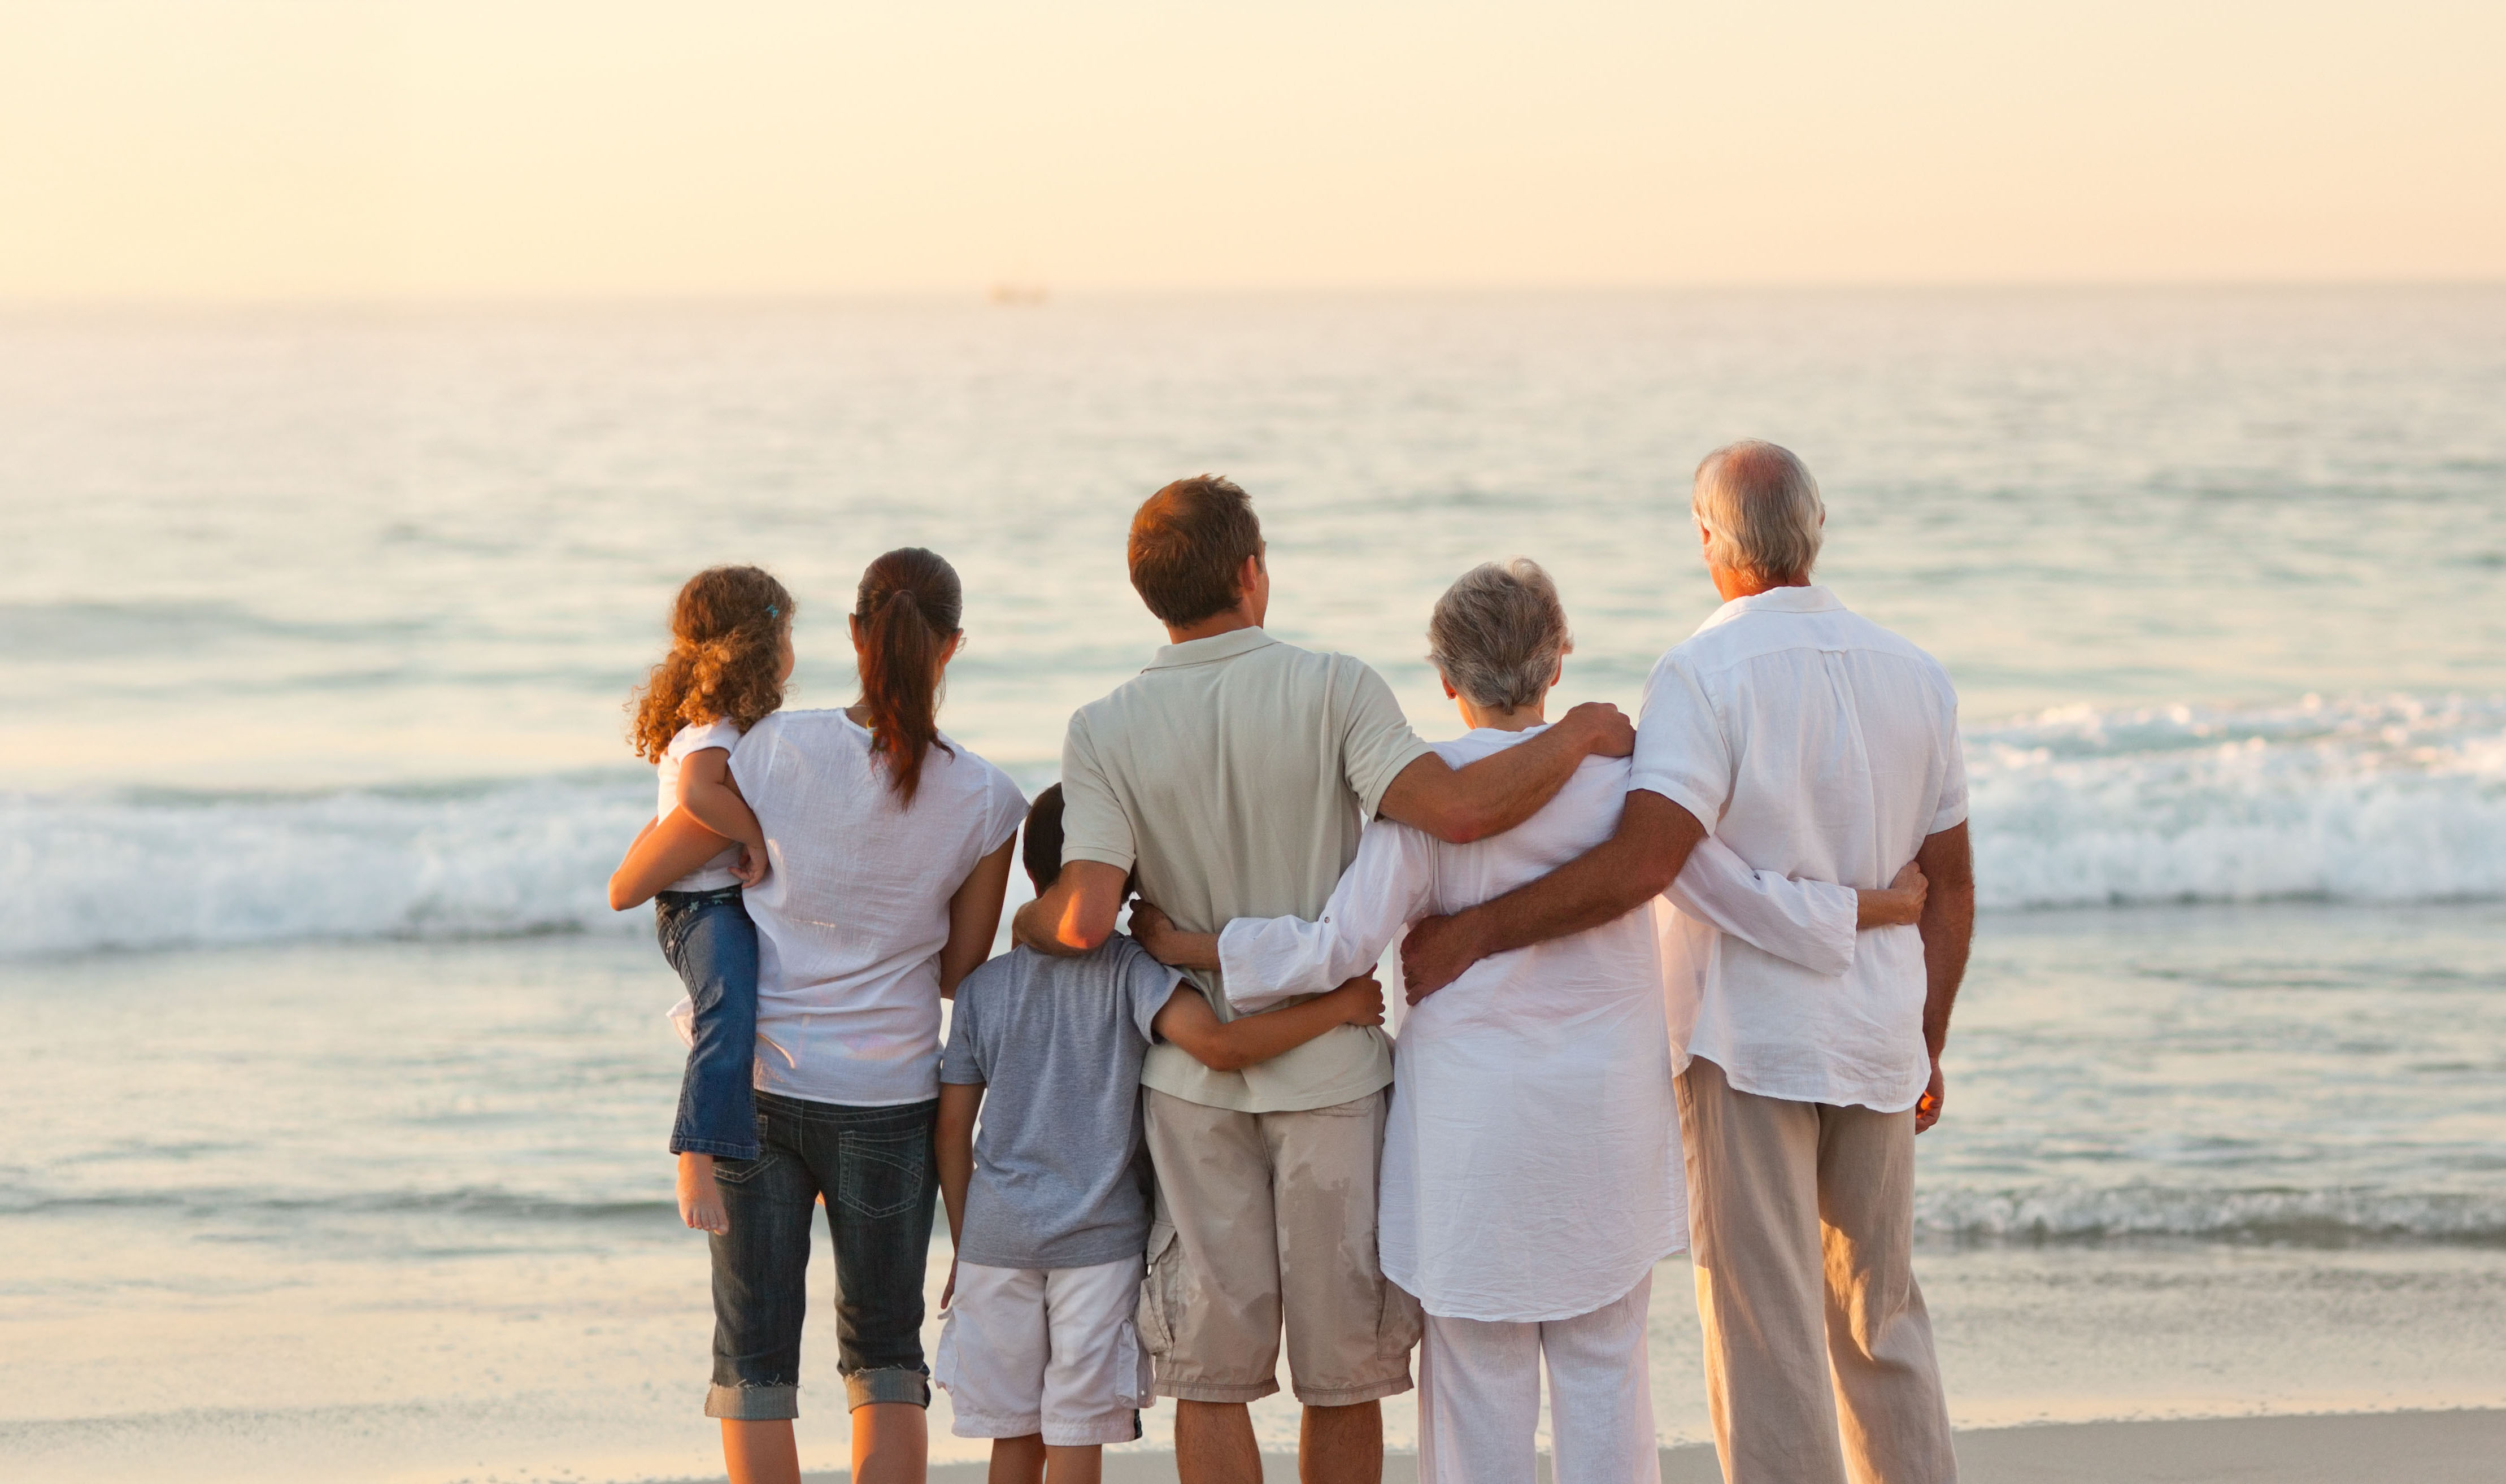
<box><xmin>1415</xmin><ymin>1271</ymin><xmax>1657</xmax><ymax>1484</ymax></box>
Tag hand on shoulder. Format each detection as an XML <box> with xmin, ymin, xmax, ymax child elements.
<box><xmin>1559</xmin><ymin>700</ymin><xmax>1635</xmax><ymax>759</ymax></box>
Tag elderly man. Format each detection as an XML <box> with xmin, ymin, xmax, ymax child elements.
<box><xmin>1403</xmin><ymin>441</ymin><xmax>1974</xmax><ymax>1484</ymax></box>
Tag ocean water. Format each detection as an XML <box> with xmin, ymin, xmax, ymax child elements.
<box><xmin>2</xmin><ymin>289</ymin><xmax>2503</xmax><ymax>1481</ymax></box>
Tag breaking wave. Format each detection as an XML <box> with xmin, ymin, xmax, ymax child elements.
<box><xmin>0</xmin><ymin>773</ymin><xmax>651</xmax><ymax>959</ymax></box>
<box><xmin>1916</xmin><ymin>1183</ymin><xmax>2506</xmax><ymax>1248</ymax></box>
<box><xmin>1966</xmin><ymin>692</ymin><xmax>2505</xmax><ymax>909</ymax></box>
<box><xmin>1</xmin><ymin>693</ymin><xmax>2499</xmax><ymax>959</ymax></box>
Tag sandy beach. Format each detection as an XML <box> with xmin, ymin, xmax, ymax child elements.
<box><xmin>641</xmin><ymin>1411</ymin><xmax>2506</xmax><ymax>1484</ymax></box>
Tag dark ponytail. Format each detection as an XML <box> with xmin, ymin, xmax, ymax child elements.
<box><xmin>854</xmin><ymin>547</ymin><xmax>961</xmax><ymax>804</ymax></box>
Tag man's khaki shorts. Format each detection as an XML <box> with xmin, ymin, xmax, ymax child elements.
<box><xmin>1138</xmin><ymin>1087</ymin><xmax>1424</xmax><ymax>1407</ymax></box>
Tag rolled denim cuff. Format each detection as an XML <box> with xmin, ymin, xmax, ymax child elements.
<box><xmin>705</xmin><ymin>1381</ymin><xmax>799</xmax><ymax>1420</ymax></box>
<box><xmin>845</xmin><ymin>1365</ymin><xmax>932</xmax><ymax>1411</ymax></box>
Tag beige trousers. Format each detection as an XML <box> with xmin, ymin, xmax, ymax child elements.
<box><xmin>1138</xmin><ymin>1087</ymin><xmax>1422</xmax><ymax>1406</ymax></box>
<box><xmin>1676</xmin><ymin>1056</ymin><xmax>1956</xmax><ymax>1484</ymax></box>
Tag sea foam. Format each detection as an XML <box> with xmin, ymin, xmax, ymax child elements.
<box><xmin>0</xmin><ymin>774</ymin><xmax>650</xmax><ymax>959</ymax></box>
<box><xmin>1</xmin><ymin>693</ymin><xmax>2499</xmax><ymax>959</ymax></box>
<box><xmin>1966</xmin><ymin>692</ymin><xmax>2506</xmax><ymax>909</ymax></box>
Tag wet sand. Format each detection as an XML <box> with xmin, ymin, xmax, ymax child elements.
<box><xmin>773</xmin><ymin>1409</ymin><xmax>2506</xmax><ymax>1484</ymax></box>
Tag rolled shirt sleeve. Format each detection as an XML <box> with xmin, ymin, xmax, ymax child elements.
<box><xmin>1627</xmin><ymin>650</ymin><xmax>1730</xmax><ymax>829</ymax></box>
<box><xmin>1217</xmin><ymin>818</ymin><xmax>1436</xmax><ymax>1013</ymax></box>
<box><xmin>1666</xmin><ymin>835</ymin><xmax>1859</xmax><ymax>978</ymax></box>
<box><xmin>1055</xmin><ymin>712</ymin><xmax>1135</xmax><ymax>873</ymax></box>
<box><xmin>1929</xmin><ymin>681</ymin><xmax>1970</xmax><ymax>834</ymax></box>
<box><xmin>1337</xmin><ymin>659</ymin><xmax>1437</xmax><ymax>820</ymax></box>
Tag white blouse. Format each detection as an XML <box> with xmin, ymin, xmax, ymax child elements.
<box><xmin>1216</xmin><ymin>725</ymin><xmax>1857</xmax><ymax>1322</ymax></box>
<box><xmin>727</xmin><ymin>711</ymin><xmax>1028</xmax><ymax>1107</ymax></box>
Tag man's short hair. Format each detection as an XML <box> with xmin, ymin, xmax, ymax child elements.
<box><xmin>1692</xmin><ymin>440</ymin><xmax>1826</xmax><ymax>586</ymax></box>
<box><xmin>1128</xmin><ymin>475</ymin><xmax>1264</xmax><ymax>627</ymax></box>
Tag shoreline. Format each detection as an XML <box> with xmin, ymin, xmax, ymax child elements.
<box><xmin>646</xmin><ymin>1409</ymin><xmax>2505</xmax><ymax>1484</ymax></box>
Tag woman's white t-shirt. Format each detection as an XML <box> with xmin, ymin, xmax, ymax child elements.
<box><xmin>729</xmin><ymin>710</ymin><xmax>1028</xmax><ymax>1107</ymax></box>
<box><xmin>657</xmin><ymin>719</ymin><xmax>747</xmax><ymax>893</ymax></box>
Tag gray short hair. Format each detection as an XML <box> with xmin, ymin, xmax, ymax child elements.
<box><xmin>1693</xmin><ymin>440</ymin><xmax>1825</xmax><ymax>584</ymax></box>
<box><xmin>1426</xmin><ymin>559</ymin><xmax>1572</xmax><ymax>712</ymax></box>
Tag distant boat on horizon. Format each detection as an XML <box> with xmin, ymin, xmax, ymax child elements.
<box><xmin>987</xmin><ymin>281</ymin><xmax>1048</xmax><ymax>306</ymax></box>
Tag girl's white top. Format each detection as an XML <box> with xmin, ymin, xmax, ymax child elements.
<box><xmin>728</xmin><ymin>710</ymin><xmax>1027</xmax><ymax>1107</ymax></box>
<box><xmin>656</xmin><ymin>720</ymin><xmax>747</xmax><ymax>893</ymax></box>
<box><xmin>1217</xmin><ymin>725</ymin><xmax>1858</xmax><ymax>1322</ymax></box>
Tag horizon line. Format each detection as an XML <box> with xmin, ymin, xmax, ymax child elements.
<box><xmin>4</xmin><ymin>276</ymin><xmax>2502</xmax><ymax>314</ymax></box>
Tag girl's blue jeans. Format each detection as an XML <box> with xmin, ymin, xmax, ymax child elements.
<box><xmin>655</xmin><ymin>885</ymin><xmax>762</xmax><ymax>1160</ymax></box>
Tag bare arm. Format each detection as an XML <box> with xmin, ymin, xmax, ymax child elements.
<box><xmin>935</xmin><ymin>1081</ymin><xmax>982</xmax><ymax>1307</ymax></box>
<box><xmin>1860</xmin><ymin>864</ymin><xmax>1929</xmax><ymax>928</ymax></box>
<box><xmin>1150</xmin><ymin>976</ymin><xmax>1385</xmax><ymax>1073</ymax></box>
<box><xmin>1130</xmin><ymin>904</ymin><xmax>1217</xmax><ymax>970</ymax></box>
<box><xmin>939</xmin><ymin>838</ymin><xmax>1019</xmax><ymax>997</ymax></box>
<box><xmin>677</xmin><ymin>749</ymin><xmax>767</xmax><ymax>873</ymax></box>
<box><xmin>1913</xmin><ymin>821</ymin><xmax>1975</xmax><ymax>1134</ymax></box>
<box><xmin>1010</xmin><ymin>859</ymin><xmax>1129</xmax><ymax>957</ymax></box>
<box><xmin>608</xmin><ymin>809</ymin><xmax>736</xmax><ymax>911</ymax></box>
<box><xmin>1374</xmin><ymin>702</ymin><xmax>1634</xmax><ymax>844</ymax></box>
<box><xmin>1401</xmin><ymin>788</ymin><xmax>1708</xmax><ymax>999</ymax></box>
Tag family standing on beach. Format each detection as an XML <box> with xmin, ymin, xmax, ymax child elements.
<box><xmin>606</xmin><ymin>441</ymin><xmax>1977</xmax><ymax>1484</ymax></box>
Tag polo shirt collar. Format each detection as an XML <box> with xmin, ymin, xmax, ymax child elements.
<box><xmin>1146</xmin><ymin>625</ymin><xmax>1279</xmax><ymax>671</ymax></box>
<box><xmin>1695</xmin><ymin>582</ymin><xmax>1844</xmax><ymax>634</ymax></box>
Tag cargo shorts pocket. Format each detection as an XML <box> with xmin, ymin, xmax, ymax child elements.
<box><xmin>1135</xmin><ymin>1220</ymin><xmax>1180</xmax><ymax>1358</ymax></box>
<box><xmin>1114</xmin><ymin>1320</ymin><xmax>1153</xmax><ymax>1408</ymax></box>
<box><xmin>1374</xmin><ymin>1276</ymin><xmax>1424</xmax><ymax>1359</ymax></box>
<box><xmin>932</xmin><ymin>1309</ymin><xmax>961</xmax><ymax>1395</ymax></box>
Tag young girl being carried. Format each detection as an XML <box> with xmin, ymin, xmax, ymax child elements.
<box><xmin>607</xmin><ymin>564</ymin><xmax>795</xmax><ymax>1234</ymax></box>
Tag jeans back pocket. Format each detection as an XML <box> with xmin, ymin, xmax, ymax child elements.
<box><xmin>836</xmin><ymin>1129</ymin><xmax>929</xmax><ymax>1219</ymax></box>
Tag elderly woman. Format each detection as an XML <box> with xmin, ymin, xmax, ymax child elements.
<box><xmin>1135</xmin><ymin>559</ymin><xmax>1918</xmax><ymax>1484</ymax></box>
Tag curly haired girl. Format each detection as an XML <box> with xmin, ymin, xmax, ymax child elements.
<box><xmin>607</xmin><ymin>564</ymin><xmax>794</xmax><ymax>1235</ymax></box>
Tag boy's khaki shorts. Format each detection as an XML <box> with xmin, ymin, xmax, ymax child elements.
<box><xmin>1138</xmin><ymin>1087</ymin><xmax>1423</xmax><ymax>1406</ymax></box>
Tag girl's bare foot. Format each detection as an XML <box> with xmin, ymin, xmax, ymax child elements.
<box><xmin>678</xmin><ymin>1152</ymin><xmax>729</xmax><ymax>1234</ymax></box>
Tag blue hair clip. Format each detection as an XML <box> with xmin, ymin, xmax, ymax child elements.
<box><xmin>767</xmin><ymin>604</ymin><xmax>780</xmax><ymax>618</ymax></box>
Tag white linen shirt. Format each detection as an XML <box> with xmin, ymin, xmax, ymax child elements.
<box><xmin>726</xmin><ymin>710</ymin><xmax>1027</xmax><ymax>1107</ymax></box>
<box><xmin>1630</xmin><ymin>584</ymin><xmax>1967</xmax><ymax>1112</ymax></box>
<box><xmin>1217</xmin><ymin>726</ymin><xmax>1857</xmax><ymax>1322</ymax></box>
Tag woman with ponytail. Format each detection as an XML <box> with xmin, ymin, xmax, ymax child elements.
<box><xmin>693</xmin><ymin>547</ymin><xmax>1027</xmax><ymax>1484</ymax></box>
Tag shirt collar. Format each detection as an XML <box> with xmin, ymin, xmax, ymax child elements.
<box><xmin>1145</xmin><ymin>625</ymin><xmax>1279</xmax><ymax>671</ymax></box>
<box><xmin>1694</xmin><ymin>582</ymin><xmax>1844</xmax><ymax>635</ymax></box>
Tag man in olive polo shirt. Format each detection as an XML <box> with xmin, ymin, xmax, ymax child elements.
<box><xmin>1013</xmin><ymin>476</ymin><xmax>1633</xmax><ymax>1484</ymax></box>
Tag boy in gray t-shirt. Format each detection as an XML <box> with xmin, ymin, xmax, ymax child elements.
<box><xmin>934</xmin><ymin>785</ymin><xmax>1387</xmax><ymax>1481</ymax></box>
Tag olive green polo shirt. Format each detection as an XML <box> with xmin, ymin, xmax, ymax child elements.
<box><xmin>1058</xmin><ymin>627</ymin><xmax>1431</xmax><ymax>1113</ymax></box>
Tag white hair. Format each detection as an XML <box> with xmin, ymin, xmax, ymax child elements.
<box><xmin>1426</xmin><ymin>559</ymin><xmax>1572</xmax><ymax>712</ymax></box>
<box><xmin>1693</xmin><ymin>439</ymin><xmax>1825</xmax><ymax>584</ymax></box>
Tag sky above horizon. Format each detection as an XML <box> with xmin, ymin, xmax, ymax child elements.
<box><xmin>2</xmin><ymin>1</ymin><xmax>2500</xmax><ymax>300</ymax></box>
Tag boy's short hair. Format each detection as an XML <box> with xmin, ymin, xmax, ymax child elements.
<box><xmin>1022</xmin><ymin>784</ymin><xmax>1067</xmax><ymax>896</ymax></box>
<box><xmin>1020</xmin><ymin>783</ymin><xmax>1138</xmax><ymax>903</ymax></box>
<box><xmin>1128</xmin><ymin>475</ymin><xmax>1264</xmax><ymax>627</ymax></box>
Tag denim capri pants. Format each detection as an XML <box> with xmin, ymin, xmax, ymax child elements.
<box><xmin>706</xmin><ymin>1090</ymin><xmax>940</xmax><ymax>1419</ymax></box>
